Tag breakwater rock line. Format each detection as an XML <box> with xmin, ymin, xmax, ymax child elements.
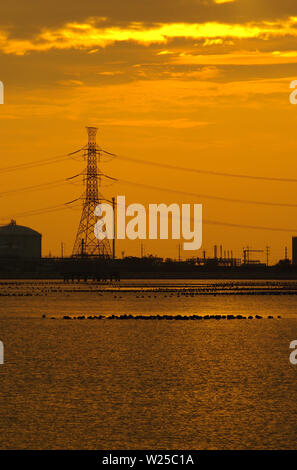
<box><xmin>56</xmin><ymin>314</ymin><xmax>282</xmax><ymax>321</ymax></box>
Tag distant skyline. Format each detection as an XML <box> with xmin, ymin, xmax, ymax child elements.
<box><xmin>0</xmin><ymin>0</ymin><xmax>297</xmax><ymax>263</ymax></box>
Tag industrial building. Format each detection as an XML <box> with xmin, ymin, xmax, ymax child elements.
<box><xmin>0</xmin><ymin>220</ymin><xmax>41</xmax><ymax>259</ymax></box>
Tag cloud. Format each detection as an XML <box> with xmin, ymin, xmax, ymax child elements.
<box><xmin>157</xmin><ymin>50</ymin><xmax>175</xmax><ymax>55</ymax></box>
<box><xmin>4</xmin><ymin>72</ymin><xmax>291</xmax><ymax>124</ymax></box>
<box><xmin>174</xmin><ymin>50</ymin><xmax>297</xmax><ymax>65</ymax></box>
<box><xmin>99</xmin><ymin>118</ymin><xmax>209</xmax><ymax>128</ymax></box>
<box><xmin>2</xmin><ymin>17</ymin><xmax>297</xmax><ymax>55</ymax></box>
<box><xmin>168</xmin><ymin>66</ymin><xmax>220</xmax><ymax>79</ymax></box>
<box><xmin>214</xmin><ymin>0</ymin><xmax>236</xmax><ymax>4</ymax></box>
<box><xmin>57</xmin><ymin>79</ymin><xmax>84</xmax><ymax>86</ymax></box>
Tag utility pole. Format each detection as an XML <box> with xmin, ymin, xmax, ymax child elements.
<box><xmin>72</xmin><ymin>127</ymin><xmax>111</xmax><ymax>257</ymax></box>
<box><xmin>285</xmin><ymin>246</ymin><xmax>288</xmax><ymax>260</ymax></box>
<box><xmin>112</xmin><ymin>197</ymin><xmax>115</xmax><ymax>260</ymax></box>
<box><xmin>61</xmin><ymin>242</ymin><xmax>64</xmax><ymax>258</ymax></box>
<box><xmin>266</xmin><ymin>246</ymin><xmax>270</xmax><ymax>266</ymax></box>
<box><xmin>178</xmin><ymin>244</ymin><xmax>181</xmax><ymax>262</ymax></box>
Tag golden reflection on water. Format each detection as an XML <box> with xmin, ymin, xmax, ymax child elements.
<box><xmin>0</xmin><ymin>280</ymin><xmax>297</xmax><ymax>449</ymax></box>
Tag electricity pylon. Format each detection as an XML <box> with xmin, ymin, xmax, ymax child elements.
<box><xmin>72</xmin><ymin>127</ymin><xmax>111</xmax><ymax>257</ymax></box>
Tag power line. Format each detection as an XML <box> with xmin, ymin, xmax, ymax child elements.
<box><xmin>2</xmin><ymin>172</ymin><xmax>296</xmax><ymax>208</ymax></box>
<box><xmin>0</xmin><ymin>178</ymin><xmax>67</xmax><ymax>197</ymax></box>
<box><xmin>0</xmin><ymin>203</ymin><xmax>72</xmax><ymax>221</ymax></box>
<box><xmin>1</xmin><ymin>199</ymin><xmax>297</xmax><ymax>233</ymax></box>
<box><xmin>2</xmin><ymin>169</ymin><xmax>297</xmax><ymax>214</ymax></box>
<box><xmin>117</xmin><ymin>178</ymin><xmax>297</xmax><ymax>208</ymax></box>
<box><xmin>0</xmin><ymin>173</ymin><xmax>114</xmax><ymax>197</ymax></box>
<box><xmin>0</xmin><ymin>147</ymin><xmax>84</xmax><ymax>175</ymax></box>
<box><xmin>1</xmin><ymin>144</ymin><xmax>297</xmax><ymax>232</ymax></box>
<box><xmin>102</xmin><ymin>149</ymin><xmax>297</xmax><ymax>184</ymax></box>
<box><xmin>1</xmin><ymin>144</ymin><xmax>294</xmax><ymax>184</ymax></box>
<box><xmin>202</xmin><ymin>220</ymin><xmax>297</xmax><ymax>233</ymax></box>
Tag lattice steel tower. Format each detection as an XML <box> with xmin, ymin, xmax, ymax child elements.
<box><xmin>72</xmin><ymin>127</ymin><xmax>111</xmax><ymax>257</ymax></box>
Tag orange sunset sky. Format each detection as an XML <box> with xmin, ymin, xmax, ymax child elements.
<box><xmin>1</xmin><ymin>0</ymin><xmax>297</xmax><ymax>262</ymax></box>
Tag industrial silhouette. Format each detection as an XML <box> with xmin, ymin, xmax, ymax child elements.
<box><xmin>72</xmin><ymin>127</ymin><xmax>111</xmax><ymax>258</ymax></box>
<box><xmin>0</xmin><ymin>126</ymin><xmax>297</xmax><ymax>278</ymax></box>
<box><xmin>0</xmin><ymin>219</ymin><xmax>41</xmax><ymax>259</ymax></box>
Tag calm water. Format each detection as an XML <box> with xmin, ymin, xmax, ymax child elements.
<box><xmin>1</xmin><ymin>279</ymin><xmax>297</xmax><ymax>449</ymax></box>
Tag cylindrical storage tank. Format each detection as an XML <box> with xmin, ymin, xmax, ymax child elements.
<box><xmin>0</xmin><ymin>220</ymin><xmax>41</xmax><ymax>259</ymax></box>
